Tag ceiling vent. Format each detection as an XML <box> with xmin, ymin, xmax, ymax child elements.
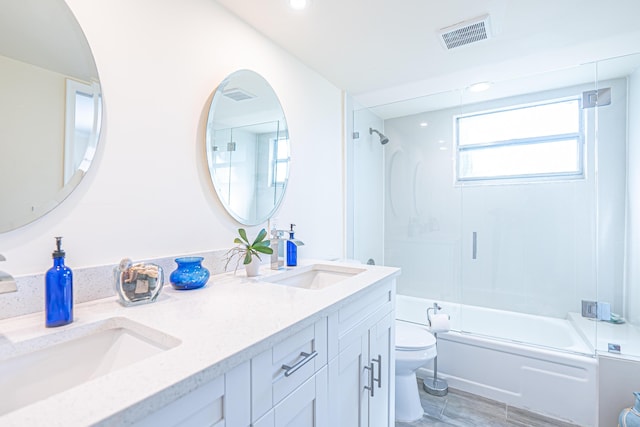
<box><xmin>223</xmin><ymin>88</ymin><xmax>256</xmax><ymax>101</ymax></box>
<box><xmin>438</xmin><ymin>14</ymin><xmax>492</xmax><ymax>50</ymax></box>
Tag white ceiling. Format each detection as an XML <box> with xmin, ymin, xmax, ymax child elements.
<box><xmin>214</xmin><ymin>0</ymin><xmax>640</xmax><ymax>107</ymax></box>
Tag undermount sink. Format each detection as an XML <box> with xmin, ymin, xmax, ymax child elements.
<box><xmin>264</xmin><ymin>263</ymin><xmax>366</xmax><ymax>290</ymax></box>
<box><xmin>0</xmin><ymin>317</ymin><xmax>180</xmax><ymax>416</ymax></box>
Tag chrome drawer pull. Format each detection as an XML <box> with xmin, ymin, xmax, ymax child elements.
<box><xmin>372</xmin><ymin>355</ymin><xmax>382</xmax><ymax>389</ymax></box>
<box><xmin>364</xmin><ymin>363</ymin><xmax>375</xmax><ymax>397</ymax></box>
<box><xmin>281</xmin><ymin>350</ymin><xmax>318</xmax><ymax>377</ymax></box>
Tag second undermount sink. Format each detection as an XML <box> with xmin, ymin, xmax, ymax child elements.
<box><xmin>0</xmin><ymin>317</ymin><xmax>180</xmax><ymax>416</ymax></box>
<box><xmin>264</xmin><ymin>263</ymin><xmax>366</xmax><ymax>290</ymax></box>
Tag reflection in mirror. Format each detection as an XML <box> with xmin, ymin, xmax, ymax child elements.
<box><xmin>206</xmin><ymin>70</ymin><xmax>289</xmax><ymax>225</ymax></box>
<box><xmin>0</xmin><ymin>0</ymin><xmax>102</xmax><ymax>233</ymax></box>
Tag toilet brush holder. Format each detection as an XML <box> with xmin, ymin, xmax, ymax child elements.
<box><xmin>423</xmin><ymin>332</ymin><xmax>448</xmax><ymax>396</ymax></box>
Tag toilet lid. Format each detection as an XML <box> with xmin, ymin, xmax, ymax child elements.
<box><xmin>395</xmin><ymin>321</ymin><xmax>436</xmax><ymax>350</ymax></box>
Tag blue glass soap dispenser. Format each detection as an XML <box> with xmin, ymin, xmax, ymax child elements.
<box><xmin>286</xmin><ymin>224</ymin><xmax>297</xmax><ymax>266</ymax></box>
<box><xmin>45</xmin><ymin>236</ymin><xmax>73</xmax><ymax>327</ymax></box>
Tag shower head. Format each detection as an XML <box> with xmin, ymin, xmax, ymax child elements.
<box><xmin>369</xmin><ymin>127</ymin><xmax>389</xmax><ymax>145</ymax></box>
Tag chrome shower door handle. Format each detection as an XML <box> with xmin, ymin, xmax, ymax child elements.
<box><xmin>281</xmin><ymin>350</ymin><xmax>318</xmax><ymax>377</ymax></box>
<box><xmin>364</xmin><ymin>363</ymin><xmax>375</xmax><ymax>397</ymax></box>
<box><xmin>472</xmin><ymin>231</ymin><xmax>478</xmax><ymax>260</ymax></box>
<box><xmin>372</xmin><ymin>355</ymin><xmax>382</xmax><ymax>389</ymax></box>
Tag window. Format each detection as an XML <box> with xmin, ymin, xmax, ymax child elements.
<box><xmin>269</xmin><ymin>136</ymin><xmax>290</xmax><ymax>187</ymax></box>
<box><xmin>455</xmin><ymin>98</ymin><xmax>583</xmax><ymax>183</ymax></box>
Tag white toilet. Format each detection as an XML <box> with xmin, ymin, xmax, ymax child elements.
<box><xmin>394</xmin><ymin>320</ymin><xmax>437</xmax><ymax>422</ymax></box>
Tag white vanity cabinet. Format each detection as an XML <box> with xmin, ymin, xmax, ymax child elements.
<box><xmin>132</xmin><ymin>360</ymin><xmax>250</xmax><ymax>427</ymax></box>
<box><xmin>250</xmin><ymin>279</ymin><xmax>395</xmax><ymax>427</ymax></box>
<box><xmin>327</xmin><ymin>280</ymin><xmax>395</xmax><ymax>427</ymax></box>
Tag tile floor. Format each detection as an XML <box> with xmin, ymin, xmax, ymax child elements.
<box><xmin>395</xmin><ymin>379</ymin><xmax>581</xmax><ymax>427</ymax></box>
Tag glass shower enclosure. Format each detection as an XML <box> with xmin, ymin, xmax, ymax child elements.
<box><xmin>349</xmin><ymin>53</ymin><xmax>640</xmax><ymax>360</ymax></box>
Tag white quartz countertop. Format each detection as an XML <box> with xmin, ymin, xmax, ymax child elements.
<box><xmin>0</xmin><ymin>260</ymin><xmax>399</xmax><ymax>426</ymax></box>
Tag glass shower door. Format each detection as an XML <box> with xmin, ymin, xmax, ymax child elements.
<box><xmin>350</xmin><ymin>104</ymin><xmax>385</xmax><ymax>266</ymax></box>
<box><xmin>593</xmin><ymin>53</ymin><xmax>640</xmax><ymax>360</ymax></box>
<box><xmin>457</xmin><ymin>64</ymin><xmax>599</xmax><ymax>354</ymax></box>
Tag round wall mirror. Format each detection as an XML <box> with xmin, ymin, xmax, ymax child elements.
<box><xmin>206</xmin><ymin>70</ymin><xmax>290</xmax><ymax>225</ymax></box>
<box><xmin>0</xmin><ymin>0</ymin><xmax>102</xmax><ymax>233</ymax></box>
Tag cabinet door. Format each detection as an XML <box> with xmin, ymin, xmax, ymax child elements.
<box><xmin>254</xmin><ymin>366</ymin><xmax>328</xmax><ymax>427</ymax></box>
<box><xmin>328</xmin><ymin>330</ymin><xmax>369</xmax><ymax>427</ymax></box>
<box><xmin>368</xmin><ymin>312</ymin><xmax>394</xmax><ymax>427</ymax></box>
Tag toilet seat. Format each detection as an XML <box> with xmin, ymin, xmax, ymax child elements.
<box><xmin>395</xmin><ymin>321</ymin><xmax>436</xmax><ymax>351</ymax></box>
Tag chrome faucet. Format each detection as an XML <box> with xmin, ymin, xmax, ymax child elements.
<box><xmin>270</xmin><ymin>229</ymin><xmax>288</xmax><ymax>270</ymax></box>
<box><xmin>0</xmin><ymin>254</ymin><xmax>17</xmax><ymax>294</ymax></box>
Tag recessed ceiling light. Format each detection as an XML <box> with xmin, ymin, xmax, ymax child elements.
<box><xmin>289</xmin><ymin>0</ymin><xmax>309</xmax><ymax>10</ymax></box>
<box><xmin>468</xmin><ymin>81</ymin><xmax>492</xmax><ymax>92</ymax></box>
<box><xmin>420</xmin><ymin>122</ymin><xmax>428</xmax><ymax>127</ymax></box>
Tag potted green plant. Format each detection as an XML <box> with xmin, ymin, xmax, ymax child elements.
<box><xmin>225</xmin><ymin>228</ymin><xmax>273</xmax><ymax>277</ymax></box>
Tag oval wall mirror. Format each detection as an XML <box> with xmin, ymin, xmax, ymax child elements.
<box><xmin>206</xmin><ymin>70</ymin><xmax>290</xmax><ymax>225</ymax></box>
<box><xmin>0</xmin><ymin>0</ymin><xmax>102</xmax><ymax>233</ymax></box>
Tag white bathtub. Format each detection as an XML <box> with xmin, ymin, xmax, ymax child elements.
<box><xmin>397</xmin><ymin>294</ymin><xmax>598</xmax><ymax>427</ymax></box>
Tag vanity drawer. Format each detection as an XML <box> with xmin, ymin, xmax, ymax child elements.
<box><xmin>251</xmin><ymin>317</ymin><xmax>328</xmax><ymax>422</ymax></box>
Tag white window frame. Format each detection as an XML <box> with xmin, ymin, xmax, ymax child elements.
<box><xmin>454</xmin><ymin>97</ymin><xmax>585</xmax><ymax>184</ymax></box>
<box><xmin>269</xmin><ymin>135</ymin><xmax>290</xmax><ymax>187</ymax></box>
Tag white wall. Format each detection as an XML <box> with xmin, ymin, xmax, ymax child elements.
<box><xmin>0</xmin><ymin>0</ymin><xmax>344</xmax><ymax>276</ymax></box>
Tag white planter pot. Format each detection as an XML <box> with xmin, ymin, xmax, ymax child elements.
<box><xmin>244</xmin><ymin>257</ymin><xmax>261</xmax><ymax>277</ymax></box>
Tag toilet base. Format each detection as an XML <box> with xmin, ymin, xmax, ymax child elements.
<box><xmin>395</xmin><ymin>372</ymin><xmax>424</xmax><ymax>422</ymax></box>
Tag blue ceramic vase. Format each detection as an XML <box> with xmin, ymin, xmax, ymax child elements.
<box><xmin>170</xmin><ymin>257</ymin><xmax>210</xmax><ymax>290</ymax></box>
<box><xmin>619</xmin><ymin>392</ymin><xmax>640</xmax><ymax>427</ymax></box>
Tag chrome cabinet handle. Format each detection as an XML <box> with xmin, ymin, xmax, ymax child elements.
<box><xmin>364</xmin><ymin>363</ymin><xmax>375</xmax><ymax>397</ymax></box>
<box><xmin>281</xmin><ymin>351</ymin><xmax>318</xmax><ymax>377</ymax></box>
<box><xmin>372</xmin><ymin>355</ymin><xmax>382</xmax><ymax>389</ymax></box>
